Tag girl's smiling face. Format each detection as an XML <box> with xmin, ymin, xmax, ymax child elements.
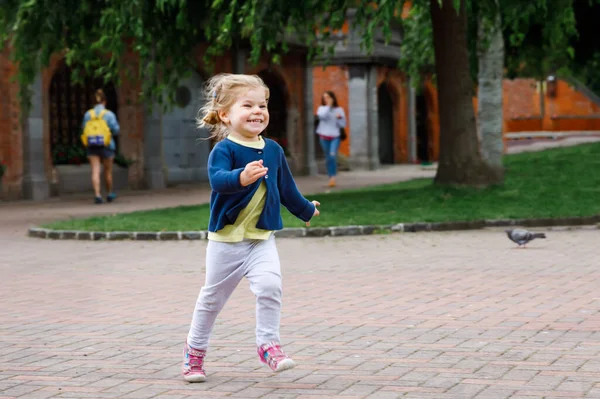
<box><xmin>219</xmin><ymin>88</ymin><xmax>269</xmax><ymax>141</ymax></box>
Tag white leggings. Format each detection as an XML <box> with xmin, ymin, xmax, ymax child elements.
<box><xmin>187</xmin><ymin>235</ymin><xmax>282</xmax><ymax>350</ymax></box>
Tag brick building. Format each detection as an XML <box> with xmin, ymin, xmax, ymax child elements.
<box><xmin>2</xmin><ymin>19</ymin><xmax>600</xmax><ymax>201</ymax></box>
<box><xmin>0</xmin><ymin>45</ymin><xmax>316</xmax><ymax>201</ymax></box>
<box><xmin>311</xmin><ymin>11</ymin><xmax>600</xmax><ymax>168</ymax></box>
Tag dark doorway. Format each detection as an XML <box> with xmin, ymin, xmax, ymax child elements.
<box><xmin>49</xmin><ymin>62</ymin><xmax>118</xmax><ymax>165</ymax></box>
<box><xmin>377</xmin><ymin>83</ymin><xmax>395</xmax><ymax>164</ymax></box>
<box><xmin>416</xmin><ymin>92</ymin><xmax>430</xmax><ymax>162</ymax></box>
<box><xmin>258</xmin><ymin>70</ymin><xmax>288</xmax><ymax>152</ymax></box>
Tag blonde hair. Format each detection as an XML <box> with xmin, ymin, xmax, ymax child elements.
<box><xmin>95</xmin><ymin>89</ymin><xmax>106</xmax><ymax>104</ymax></box>
<box><xmin>197</xmin><ymin>73</ymin><xmax>270</xmax><ymax>142</ymax></box>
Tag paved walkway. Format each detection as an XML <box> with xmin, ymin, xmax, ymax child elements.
<box><xmin>1</xmin><ymin>135</ymin><xmax>599</xmax><ymax>398</ymax></box>
<box><xmin>1</xmin><ymin>229</ymin><xmax>599</xmax><ymax>398</ymax></box>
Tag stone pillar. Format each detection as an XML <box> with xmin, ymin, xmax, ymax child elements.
<box><xmin>22</xmin><ymin>73</ymin><xmax>50</xmax><ymax>200</ymax></box>
<box><xmin>348</xmin><ymin>65</ymin><xmax>369</xmax><ymax>169</ymax></box>
<box><xmin>304</xmin><ymin>62</ymin><xmax>317</xmax><ymax>176</ymax></box>
<box><xmin>233</xmin><ymin>46</ymin><xmax>246</xmax><ymax>74</ymax></box>
<box><xmin>143</xmin><ymin>103</ymin><xmax>166</xmax><ymax>189</ymax></box>
<box><xmin>366</xmin><ymin>65</ymin><xmax>379</xmax><ymax>170</ymax></box>
<box><xmin>348</xmin><ymin>64</ymin><xmax>379</xmax><ymax>170</ymax></box>
<box><xmin>408</xmin><ymin>77</ymin><xmax>418</xmax><ymax>163</ymax></box>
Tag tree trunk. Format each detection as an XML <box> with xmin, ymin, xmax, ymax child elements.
<box><xmin>477</xmin><ymin>1</ymin><xmax>505</xmax><ymax>171</ymax></box>
<box><xmin>430</xmin><ymin>0</ymin><xmax>503</xmax><ymax>186</ymax></box>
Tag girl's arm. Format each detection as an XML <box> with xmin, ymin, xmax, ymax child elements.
<box><xmin>277</xmin><ymin>147</ymin><xmax>316</xmax><ymax>222</ymax></box>
<box><xmin>208</xmin><ymin>145</ymin><xmax>248</xmax><ymax>194</ymax></box>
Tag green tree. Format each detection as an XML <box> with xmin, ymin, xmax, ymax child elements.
<box><xmin>0</xmin><ymin>0</ymin><xmax>588</xmax><ymax>187</ymax></box>
<box><xmin>566</xmin><ymin>1</ymin><xmax>600</xmax><ymax>95</ymax></box>
<box><xmin>0</xmin><ymin>0</ymin><xmax>211</xmax><ymax>111</ymax></box>
<box><xmin>204</xmin><ymin>0</ymin><xmax>503</xmax><ymax>186</ymax></box>
<box><xmin>203</xmin><ymin>0</ymin><xmax>579</xmax><ymax>186</ymax></box>
<box><xmin>477</xmin><ymin>0</ymin><xmax>504</xmax><ymax>172</ymax></box>
<box><xmin>394</xmin><ymin>0</ymin><xmax>579</xmax><ymax>184</ymax></box>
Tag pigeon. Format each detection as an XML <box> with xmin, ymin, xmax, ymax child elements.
<box><xmin>505</xmin><ymin>228</ymin><xmax>546</xmax><ymax>248</ymax></box>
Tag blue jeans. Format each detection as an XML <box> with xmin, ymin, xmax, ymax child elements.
<box><xmin>319</xmin><ymin>136</ymin><xmax>341</xmax><ymax>177</ymax></box>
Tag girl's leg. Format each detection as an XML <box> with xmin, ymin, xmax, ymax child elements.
<box><xmin>187</xmin><ymin>240</ymin><xmax>248</xmax><ymax>350</ymax></box>
<box><xmin>245</xmin><ymin>236</ymin><xmax>296</xmax><ymax>372</ymax></box>
<box><xmin>244</xmin><ymin>236</ymin><xmax>282</xmax><ymax>347</ymax></box>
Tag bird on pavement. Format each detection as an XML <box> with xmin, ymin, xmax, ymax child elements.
<box><xmin>505</xmin><ymin>228</ymin><xmax>546</xmax><ymax>248</ymax></box>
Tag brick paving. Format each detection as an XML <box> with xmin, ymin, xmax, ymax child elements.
<box><xmin>1</xmin><ymin>228</ymin><xmax>600</xmax><ymax>398</ymax></box>
<box><xmin>1</xmin><ymin>137</ymin><xmax>600</xmax><ymax>398</ymax></box>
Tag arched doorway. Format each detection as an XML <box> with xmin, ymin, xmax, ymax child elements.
<box><xmin>257</xmin><ymin>70</ymin><xmax>288</xmax><ymax>152</ymax></box>
<box><xmin>377</xmin><ymin>83</ymin><xmax>395</xmax><ymax>164</ymax></box>
<box><xmin>161</xmin><ymin>72</ymin><xmax>210</xmax><ymax>185</ymax></box>
<box><xmin>49</xmin><ymin>62</ymin><xmax>118</xmax><ymax>165</ymax></box>
<box><xmin>416</xmin><ymin>90</ymin><xmax>430</xmax><ymax>163</ymax></box>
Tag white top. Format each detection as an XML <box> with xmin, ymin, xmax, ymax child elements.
<box><xmin>316</xmin><ymin>106</ymin><xmax>347</xmax><ymax>138</ymax></box>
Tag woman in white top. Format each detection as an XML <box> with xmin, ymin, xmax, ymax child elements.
<box><xmin>315</xmin><ymin>91</ymin><xmax>346</xmax><ymax>187</ymax></box>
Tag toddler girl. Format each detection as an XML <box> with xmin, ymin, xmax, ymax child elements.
<box><xmin>183</xmin><ymin>73</ymin><xmax>320</xmax><ymax>382</ymax></box>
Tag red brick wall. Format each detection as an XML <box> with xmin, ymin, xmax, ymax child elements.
<box><xmin>544</xmin><ymin>80</ymin><xmax>600</xmax><ymax>131</ymax></box>
<box><xmin>312</xmin><ymin>65</ymin><xmax>350</xmax><ymax>156</ymax></box>
<box><xmin>502</xmin><ymin>79</ymin><xmax>543</xmax><ymax>132</ymax></box>
<box><xmin>312</xmin><ymin>65</ymin><xmax>413</xmax><ymax>162</ymax></box>
<box><xmin>0</xmin><ymin>46</ymin><xmax>23</xmax><ymax>200</ymax></box>
<box><xmin>425</xmin><ymin>77</ymin><xmax>600</xmax><ymax>159</ymax></box>
<box><xmin>423</xmin><ymin>76</ymin><xmax>440</xmax><ymax>161</ymax></box>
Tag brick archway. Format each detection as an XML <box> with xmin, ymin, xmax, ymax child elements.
<box><xmin>257</xmin><ymin>69</ymin><xmax>290</xmax><ymax>151</ymax></box>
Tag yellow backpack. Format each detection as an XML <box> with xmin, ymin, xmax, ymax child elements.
<box><xmin>81</xmin><ymin>109</ymin><xmax>112</xmax><ymax>148</ymax></box>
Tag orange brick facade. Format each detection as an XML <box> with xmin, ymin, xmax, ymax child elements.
<box><xmin>502</xmin><ymin>78</ymin><xmax>600</xmax><ymax>132</ymax></box>
<box><xmin>0</xmin><ymin>47</ymin><xmax>24</xmax><ymax>199</ymax></box>
<box><xmin>3</xmin><ymin>41</ymin><xmax>600</xmax><ymax>200</ymax></box>
<box><xmin>313</xmin><ymin>66</ymin><xmax>351</xmax><ymax>156</ymax></box>
<box><xmin>313</xmin><ymin>66</ymin><xmax>600</xmax><ymax>165</ymax></box>
<box><xmin>312</xmin><ymin>66</ymin><xmax>413</xmax><ymax>163</ymax></box>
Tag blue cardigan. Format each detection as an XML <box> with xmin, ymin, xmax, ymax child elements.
<box><xmin>207</xmin><ymin>137</ymin><xmax>316</xmax><ymax>233</ymax></box>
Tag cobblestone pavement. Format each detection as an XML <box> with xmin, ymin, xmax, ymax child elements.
<box><xmin>1</xmin><ymin>228</ymin><xmax>599</xmax><ymax>398</ymax></box>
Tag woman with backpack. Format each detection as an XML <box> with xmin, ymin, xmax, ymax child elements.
<box><xmin>81</xmin><ymin>89</ymin><xmax>120</xmax><ymax>204</ymax></box>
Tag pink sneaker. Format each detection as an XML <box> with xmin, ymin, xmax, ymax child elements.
<box><xmin>258</xmin><ymin>341</ymin><xmax>296</xmax><ymax>372</ymax></box>
<box><xmin>182</xmin><ymin>343</ymin><xmax>206</xmax><ymax>382</ymax></box>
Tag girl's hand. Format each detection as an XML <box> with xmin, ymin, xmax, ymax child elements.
<box><xmin>306</xmin><ymin>200</ymin><xmax>320</xmax><ymax>227</ymax></box>
<box><xmin>240</xmin><ymin>160</ymin><xmax>268</xmax><ymax>187</ymax></box>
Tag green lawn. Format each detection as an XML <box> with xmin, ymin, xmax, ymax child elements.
<box><xmin>43</xmin><ymin>143</ymin><xmax>600</xmax><ymax>232</ymax></box>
